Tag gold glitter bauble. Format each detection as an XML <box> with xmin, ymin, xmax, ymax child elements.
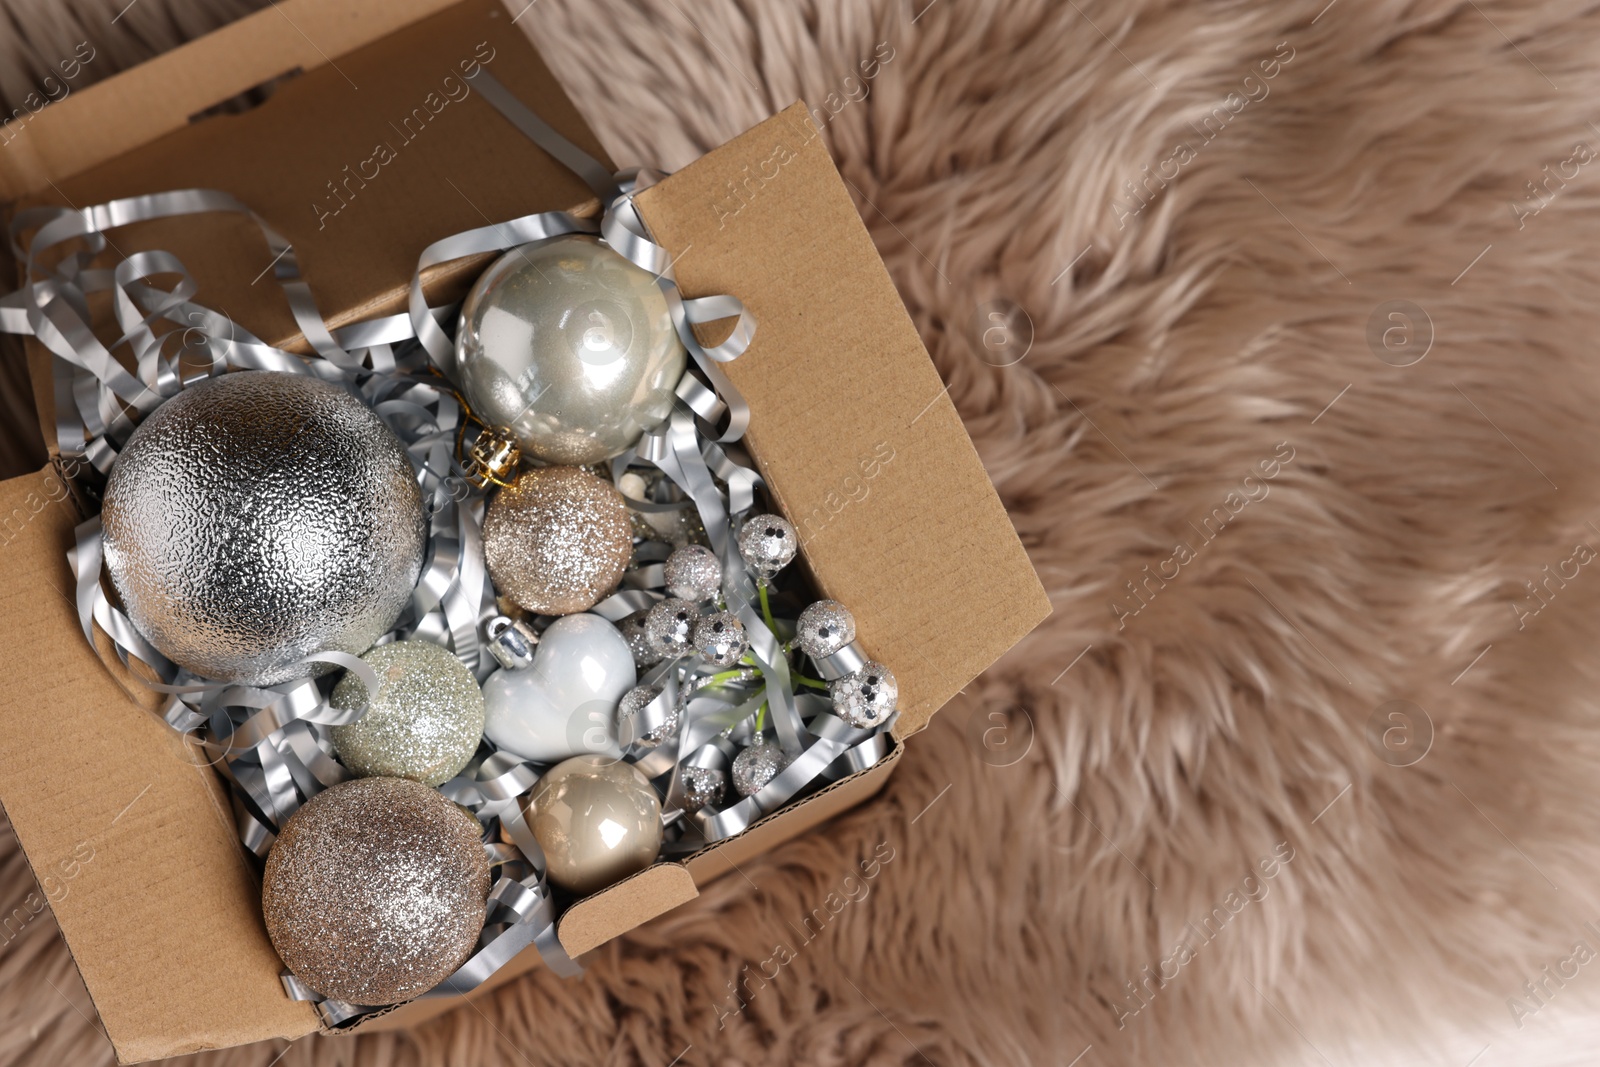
<box><xmin>262</xmin><ymin>777</ymin><xmax>490</xmax><ymax>1005</ymax></box>
<box><xmin>483</xmin><ymin>466</ymin><xmax>632</xmax><ymax>615</ymax></box>
<box><xmin>523</xmin><ymin>755</ymin><xmax>662</xmax><ymax>895</ymax></box>
<box><xmin>330</xmin><ymin>641</ymin><xmax>486</xmax><ymax>786</ymax></box>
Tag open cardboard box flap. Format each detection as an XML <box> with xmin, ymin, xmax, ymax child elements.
<box><xmin>0</xmin><ymin>0</ymin><xmax>1049</xmax><ymax>1060</ymax></box>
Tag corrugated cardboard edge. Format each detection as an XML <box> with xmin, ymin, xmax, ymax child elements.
<box><xmin>0</xmin><ymin>467</ymin><xmax>319</xmax><ymax>1063</ymax></box>
<box><xmin>632</xmin><ymin>103</ymin><xmax>1052</xmax><ymax>740</ymax></box>
<box><xmin>556</xmin><ymin>863</ymin><xmax>700</xmax><ymax>957</ymax></box>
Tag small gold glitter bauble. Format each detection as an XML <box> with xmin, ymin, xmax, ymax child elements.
<box><xmin>483</xmin><ymin>466</ymin><xmax>633</xmax><ymax>615</ymax></box>
<box><xmin>262</xmin><ymin>777</ymin><xmax>490</xmax><ymax>1005</ymax></box>
<box><xmin>330</xmin><ymin>641</ymin><xmax>485</xmax><ymax>786</ymax></box>
<box><xmin>523</xmin><ymin>755</ymin><xmax>662</xmax><ymax>895</ymax></box>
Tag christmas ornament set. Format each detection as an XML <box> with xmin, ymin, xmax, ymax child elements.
<box><xmin>0</xmin><ymin>73</ymin><xmax>898</xmax><ymax>1021</ymax></box>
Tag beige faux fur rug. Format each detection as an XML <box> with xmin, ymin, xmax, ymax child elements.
<box><xmin>6</xmin><ymin>0</ymin><xmax>1600</xmax><ymax>1064</ymax></box>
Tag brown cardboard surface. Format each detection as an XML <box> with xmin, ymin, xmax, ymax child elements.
<box><xmin>557</xmin><ymin>863</ymin><xmax>700</xmax><ymax>957</ymax></box>
<box><xmin>0</xmin><ymin>466</ymin><xmax>318</xmax><ymax>1061</ymax></box>
<box><xmin>633</xmin><ymin>104</ymin><xmax>1051</xmax><ymax>737</ymax></box>
<box><xmin>9</xmin><ymin>0</ymin><xmax>608</xmax><ymax>451</ymax></box>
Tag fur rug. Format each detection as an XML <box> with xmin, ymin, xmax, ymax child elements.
<box><xmin>6</xmin><ymin>0</ymin><xmax>1600</xmax><ymax>1064</ymax></box>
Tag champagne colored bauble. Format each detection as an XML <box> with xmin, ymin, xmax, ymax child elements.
<box><xmin>262</xmin><ymin>777</ymin><xmax>490</xmax><ymax>1005</ymax></box>
<box><xmin>523</xmin><ymin>755</ymin><xmax>663</xmax><ymax>895</ymax></box>
<box><xmin>483</xmin><ymin>466</ymin><xmax>633</xmax><ymax>615</ymax></box>
<box><xmin>330</xmin><ymin>641</ymin><xmax>485</xmax><ymax>786</ymax></box>
<box><xmin>482</xmin><ymin>613</ymin><xmax>635</xmax><ymax>763</ymax></box>
<box><xmin>101</xmin><ymin>371</ymin><xmax>426</xmax><ymax>686</ymax></box>
<box><xmin>454</xmin><ymin>234</ymin><xmax>687</xmax><ymax>465</ymax></box>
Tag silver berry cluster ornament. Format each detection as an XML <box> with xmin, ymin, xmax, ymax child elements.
<box><xmin>618</xmin><ymin>611</ymin><xmax>664</xmax><ymax>669</ymax></box>
<box><xmin>692</xmin><ymin>611</ymin><xmax>748</xmax><ymax>667</ymax></box>
<box><xmin>664</xmin><ymin>544</ymin><xmax>722</xmax><ymax>602</ymax></box>
<box><xmin>737</xmin><ymin>514</ymin><xmax>797</xmax><ymax>582</ymax></box>
<box><xmin>644</xmin><ymin>598</ymin><xmax>700</xmax><ymax>655</ymax></box>
<box><xmin>732</xmin><ymin>738</ymin><xmax>788</xmax><ymax>797</ymax></box>
<box><xmin>831</xmin><ymin>661</ymin><xmax>898</xmax><ymax>728</ymax></box>
<box><xmin>681</xmin><ymin>765</ymin><xmax>727</xmax><ymax>813</ymax></box>
<box><xmin>796</xmin><ymin>600</ymin><xmax>856</xmax><ymax>659</ymax></box>
<box><xmin>616</xmin><ymin>684</ymin><xmax>677</xmax><ymax>748</ymax></box>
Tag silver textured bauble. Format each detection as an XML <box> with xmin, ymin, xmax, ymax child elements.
<box><xmin>330</xmin><ymin>642</ymin><xmax>485</xmax><ymax>786</ymax></box>
<box><xmin>454</xmin><ymin>235</ymin><xmax>687</xmax><ymax>465</ymax></box>
<box><xmin>796</xmin><ymin>600</ymin><xmax>856</xmax><ymax>660</ymax></box>
<box><xmin>262</xmin><ymin>777</ymin><xmax>490</xmax><ymax>1005</ymax></box>
<box><xmin>616</xmin><ymin>684</ymin><xmax>677</xmax><ymax>748</ymax></box>
<box><xmin>645</xmin><ymin>598</ymin><xmax>699</xmax><ymax>655</ymax></box>
<box><xmin>737</xmin><ymin>514</ymin><xmax>797</xmax><ymax>580</ymax></box>
<box><xmin>692</xmin><ymin>611</ymin><xmax>747</xmax><ymax>667</ymax></box>
<box><xmin>832</xmin><ymin>661</ymin><xmax>898</xmax><ymax>728</ymax></box>
<box><xmin>664</xmin><ymin>544</ymin><xmax>722</xmax><ymax>602</ymax></box>
<box><xmin>524</xmin><ymin>755</ymin><xmax>663</xmax><ymax>895</ymax></box>
<box><xmin>732</xmin><ymin>739</ymin><xmax>788</xmax><ymax>797</ymax></box>
<box><xmin>618</xmin><ymin>610</ymin><xmax>665</xmax><ymax>669</ymax></box>
<box><xmin>482</xmin><ymin>466</ymin><xmax>633</xmax><ymax>616</ymax></box>
<box><xmin>681</xmin><ymin>765</ymin><xmax>727</xmax><ymax>813</ymax></box>
<box><xmin>101</xmin><ymin>371</ymin><xmax>426</xmax><ymax>686</ymax></box>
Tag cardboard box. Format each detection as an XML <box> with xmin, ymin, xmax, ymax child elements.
<box><xmin>0</xmin><ymin>0</ymin><xmax>1049</xmax><ymax>1060</ymax></box>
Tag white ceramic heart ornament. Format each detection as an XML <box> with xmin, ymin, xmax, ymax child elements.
<box><xmin>482</xmin><ymin>613</ymin><xmax>637</xmax><ymax>763</ymax></box>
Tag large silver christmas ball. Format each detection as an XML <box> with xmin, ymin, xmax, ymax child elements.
<box><xmin>101</xmin><ymin>372</ymin><xmax>426</xmax><ymax>686</ymax></box>
<box><xmin>454</xmin><ymin>235</ymin><xmax>687</xmax><ymax>465</ymax></box>
<box><xmin>262</xmin><ymin>776</ymin><xmax>490</xmax><ymax>1005</ymax></box>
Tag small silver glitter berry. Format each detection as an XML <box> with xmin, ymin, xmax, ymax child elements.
<box><xmin>618</xmin><ymin>611</ymin><xmax>665</xmax><ymax>669</ymax></box>
<box><xmin>732</xmin><ymin>739</ymin><xmax>788</xmax><ymax>797</ymax></box>
<box><xmin>831</xmin><ymin>661</ymin><xmax>898</xmax><ymax>728</ymax></box>
<box><xmin>664</xmin><ymin>544</ymin><xmax>722</xmax><ymax>602</ymax></box>
<box><xmin>645</xmin><ymin>598</ymin><xmax>700</xmax><ymax>655</ymax></box>
<box><xmin>796</xmin><ymin>600</ymin><xmax>856</xmax><ymax>660</ymax></box>
<box><xmin>692</xmin><ymin>611</ymin><xmax>748</xmax><ymax>667</ymax></box>
<box><xmin>737</xmin><ymin>514</ymin><xmax>797</xmax><ymax>580</ymax></box>
<box><xmin>616</xmin><ymin>684</ymin><xmax>677</xmax><ymax>748</ymax></box>
<box><xmin>681</xmin><ymin>765</ymin><xmax>728</xmax><ymax>812</ymax></box>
